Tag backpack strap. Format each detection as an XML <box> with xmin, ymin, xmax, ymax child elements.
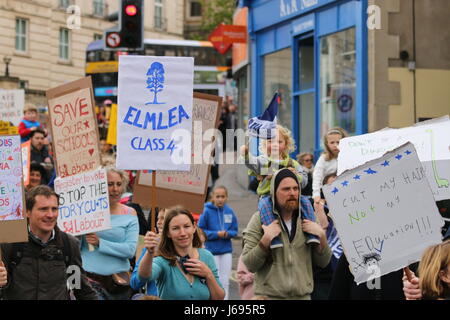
<box><xmin>8</xmin><ymin>242</ymin><xmax>27</xmax><ymax>270</ymax></box>
<box><xmin>60</xmin><ymin>232</ymin><xmax>73</xmax><ymax>268</ymax></box>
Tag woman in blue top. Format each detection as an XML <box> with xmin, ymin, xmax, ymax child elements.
<box><xmin>137</xmin><ymin>206</ymin><xmax>225</xmax><ymax>300</ymax></box>
<box><xmin>81</xmin><ymin>167</ymin><xmax>139</xmax><ymax>300</ymax></box>
<box><xmin>198</xmin><ymin>185</ymin><xmax>238</xmax><ymax>299</ymax></box>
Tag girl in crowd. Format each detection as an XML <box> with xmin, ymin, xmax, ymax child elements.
<box><xmin>198</xmin><ymin>186</ymin><xmax>238</xmax><ymax>299</ymax></box>
<box><xmin>138</xmin><ymin>206</ymin><xmax>225</xmax><ymax>300</ymax></box>
<box><xmin>418</xmin><ymin>240</ymin><xmax>450</xmax><ymax>300</ymax></box>
<box><xmin>241</xmin><ymin>124</ymin><xmax>317</xmax><ymax>247</ymax></box>
<box><xmin>312</xmin><ymin>127</ymin><xmax>347</xmax><ymax>208</ymax></box>
<box><xmin>130</xmin><ymin>208</ymin><xmax>167</xmax><ymax>297</ymax></box>
<box><xmin>81</xmin><ymin>167</ymin><xmax>139</xmax><ymax>300</ymax></box>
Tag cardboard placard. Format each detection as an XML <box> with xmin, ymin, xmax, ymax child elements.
<box><xmin>0</xmin><ymin>135</ymin><xmax>28</xmax><ymax>243</ymax></box>
<box><xmin>54</xmin><ymin>168</ymin><xmax>111</xmax><ymax>236</ymax></box>
<box><xmin>46</xmin><ymin>77</ymin><xmax>101</xmax><ymax>178</ymax></box>
<box><xmin>337</xmin><ymin>118</ymin><xmax>450</xmax><ymax>201</ymax></box>
<box><xmin>324</xmin><ymin>142</ymin><xmax>444</xmax><ymax>284</ymax></box>
<box><xmin>0</xmin><ymin>89</ymin><xmax>25</xmax><ymax>126</ymax></box>
<box><xmin>116</xmin><ymin>55</ymin><xmax>194</xmax><ymax>171</ymax></box>
<box><xmin>133</xmin><ymin>93</ymin><xmax>222</xmax><ymax>213</ymax></box>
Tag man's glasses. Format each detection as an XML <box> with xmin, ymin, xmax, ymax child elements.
<box><xmin>303</xmin><ymin>158</ymin><xmax>313</xmax><ymax>162</ymax></box>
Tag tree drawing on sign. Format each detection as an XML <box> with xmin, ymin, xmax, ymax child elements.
<box><xmin>426</xmin><ymin>129</ymin><xmax>449</xmax><ymax>188</ymax></box>
<box><xmin>146</xmin><ymin>62</ymin><xmax>165</xmax><ymax>105</ymax></box>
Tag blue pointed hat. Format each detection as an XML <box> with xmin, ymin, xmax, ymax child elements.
<box><xmin>259</xmin><ymin>92</ymin><xmax>279</xmax><ymax>121</ymax></box>
<box><xmin>247</xmin><ymin>92</ymin><xmax>279</xmax><ymax>139</ymax></box>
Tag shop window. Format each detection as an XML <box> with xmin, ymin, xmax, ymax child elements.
<box><xmin>263</xmin><ymin>48</ymin><xmax>292</xmax><ymax>132</ymax></box>
<box><xmin>319</xmin><ymin>27</ymin><xmax>356</xmax><ymax>140</ymax></box>
<box><xmin>298</xmin><ymin>37</ymin><xmax>314</xmax><ymax>91</ymax></box>
<box><xmin>299</xmin><ymin>92</ymin><xmax>315</xmax><ymax>153</ymax></box>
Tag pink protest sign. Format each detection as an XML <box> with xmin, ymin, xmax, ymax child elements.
<box><xmin>0</xmin><ymin>135</ymin><xmax>24</xmax><ymax>221</ymax></box>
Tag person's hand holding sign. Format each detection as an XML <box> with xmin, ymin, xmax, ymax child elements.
<box><xmin>85</xmin><ymin>233</ymin><xmax>100</xmax><ymax>247</ymax></box>
<box><xmin>144</xmin><ymin>231</ymin><xmax>159</xmax><ymax>256</ymax></box>
<box><xmin>0</xmin><ymin>261</ymin><xmax>7</xmax><ymax>287</ymax></box>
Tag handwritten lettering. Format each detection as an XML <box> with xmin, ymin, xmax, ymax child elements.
<box><xmin>342</xmin><ymin>191</ymin><xmax>367</xmax><ymax>208</ymax></box>
<box><xmin>380</xmin><ymin>177</ymin><xmax>396</xmax><ymax>192</ymax></box>
<box><xmin>123</xmin><ymin>105</ymin><xmax>190</xmax><ymax>130</ymax></box>
<box><xmin>402</xmin><ymin>167</ymin><xmax>426</xmax><ymax>184</ymax></box>
<box><xmin>348</xmin><ymin>205</ymin><xmax>375</xmax><ymax>225</ymax></box>
<box><xmin>52</xmin><ymin>98</ymin><xmax>89</xmax><ymax>127</ymax></box>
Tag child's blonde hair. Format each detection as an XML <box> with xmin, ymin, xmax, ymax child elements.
<box><xmin>418</xmin><ymin>240</ymin><xmax>450</xmax><ymax>299</ymax></box>
<box><xmin>259</xmin><ymin>125</ymin><xmax>296</xmax><ymax>159</ymax></box>
<box><xmin>323</xmin><ymin>127</ymin><xmax>348</xmax><ymax>161</ymax></box>
<box><xmin>24</xmin><ymin>103</ymin><xmax>38</xmax><ymax>114</ymax></box>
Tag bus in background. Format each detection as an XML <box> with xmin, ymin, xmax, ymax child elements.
<box><xmin>85</xmin><ymin>38</ymin><xmax>230</xmax><ymax>106</ymax></box>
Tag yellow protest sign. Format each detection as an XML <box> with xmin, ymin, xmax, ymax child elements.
<box><xmin>106</xmin><ymin>103</ymin><xmax>117</xmax><ymax>145</ymax></box>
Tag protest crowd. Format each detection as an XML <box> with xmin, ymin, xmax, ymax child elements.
<box><xmin>1</xmin><ymin>78</ymin><xmax>450</xmax><ymax>303</ymax></box>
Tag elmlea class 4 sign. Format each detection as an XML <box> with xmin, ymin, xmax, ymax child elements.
<box><xmin>117</xmin><ymin>56</ymin><xmax>194</xmax><ymax>171</ymax></box>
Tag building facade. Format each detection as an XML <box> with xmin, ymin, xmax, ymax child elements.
<box><xmin>0</xmin><ymin>0</ymin><xmax>184</xmax><ymax>106</ymax></box>
<box><xmin>240</xmin><ymin>0</ymin><xmax>450</xmax><ymax>158</ymax></box>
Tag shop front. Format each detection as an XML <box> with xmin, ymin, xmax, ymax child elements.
<box><xmin>241</xmin><ymin>0</ymin><xmax>368</xmax><ymax>157</ymax></box>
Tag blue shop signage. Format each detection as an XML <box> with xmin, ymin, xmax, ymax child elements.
<box><xmin>251</xmin><ymin>0</ymin><xmax>337</xmax><ymax>31</ymax></box>
<box><xmin>292</xmin><ymin>13</ymin><xmax>314</xmax><ymax>35</ymax></box>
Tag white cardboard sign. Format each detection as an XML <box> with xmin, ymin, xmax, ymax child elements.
<box><xmin>338</xmin><ymin>119</ymin><xmax>450</xmax><ymax>200</ymax></box>
<box><xmin>116</xmin><ymin>56</ymin><xmax>194</xmax><ymax>171</ymax></box>
<box><xmin>55</xmin><ymin>168</ymin><xmax>111</xmax><ymax>236</ymax></box>
<box><xmin>324</xmin><ymin>142</ymin><xmax>444</xmax><ymax>284</ymax></box>
<box><xmin>0</xmin><ymin>90</ymin><xmax>25</xmax><ymax>126</ymax></box>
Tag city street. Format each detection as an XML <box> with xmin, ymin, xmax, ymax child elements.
<box><xmin>212</xmin><ymin>151</ymin><xmax>258</xmax><ymax>300</ymax></box>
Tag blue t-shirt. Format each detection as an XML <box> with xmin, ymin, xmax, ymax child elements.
<box><xmin>138</xmin><ymin>248</ymin><xmax>223</xmax><ymax>300</ymax></box>
<box><xmin>81</xmin><ymin>214</ymin><xmax>139</xmax><ymax>275</ymax></box>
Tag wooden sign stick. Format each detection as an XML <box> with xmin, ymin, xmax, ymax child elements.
<box><xmin>151</xmin><ymin>171</ymin><xmax>156</xmax><ymax>232</ymax></box>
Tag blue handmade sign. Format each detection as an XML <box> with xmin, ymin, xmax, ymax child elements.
<box><xmin>117</xmin><ymin>56</ymin><xmax>194</xmax><ymax>170</ymax></box>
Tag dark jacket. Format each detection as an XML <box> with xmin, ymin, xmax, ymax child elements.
<box><xmin>0</xmin><ymin>228</ymin><xmax>97</xmax><ymax>300</ymax></box>
<box><xmin>328</xmin><ymin>254</ymin><xmax>417</xmax><ymax>300</ymax></box>
<box><xmin>30</xmin><ymin>144</ymin><xmax>51</xmax><ymax>165</ymax></box>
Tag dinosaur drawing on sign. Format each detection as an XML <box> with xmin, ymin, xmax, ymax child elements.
<box><xmin>426</xmin><ymin>129</ymin><xmax>449</xmax><ymax>188</ymax></box>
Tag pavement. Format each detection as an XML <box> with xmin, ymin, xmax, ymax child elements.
<box><xmin>212</xmin><ymin>151</ymin><xmax>259</xmax><ymax>300</ymax></box>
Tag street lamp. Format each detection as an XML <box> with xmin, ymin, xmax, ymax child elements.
<box><xmin>3</xmin><ymin>56</ymin><xmax>11</xmax><ymax>77</ymax></box>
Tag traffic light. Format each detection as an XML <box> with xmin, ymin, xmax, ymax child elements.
<box><xmin>120</xmin><ymin>0</ymin><xmax>144</xmax><ymax>50</ymax></box>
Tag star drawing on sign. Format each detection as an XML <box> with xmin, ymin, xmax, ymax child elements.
<box><xmin>332</xmin><ymin>187</ymin><xmax>339</xmax><ymax>195</ymax></box>
<box><xmin>395</xmin><ymin>154</ymin><xmax>403</xmax><ymax>160</ymax></box>
<box><xmin>353</xmin><ymin>174</ymin><xmax>361</xmax><ymax>180</ymax></box>
<box><xmin>381</xmin><ymin>160</ymin><xmax>390</xmax><ymax>167</ymax></box>
<box><xmin>341</xmin><ymin>181</ymin><xmax>349</xmax><ymax>187</ymax></box>
<box><xmin>364</xmin><ymin>168</ymin><xmax>377</xmax><ymax>175</ymax></box>
<box><xmin>405</xmin><ymin>150</ymin><xmax>412</xmax><ymax>155</ymax></box>
<box><xmin>84</xmin><ymin>120</ymin><xmax>90</xmax><ymax>129</ymax></box>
